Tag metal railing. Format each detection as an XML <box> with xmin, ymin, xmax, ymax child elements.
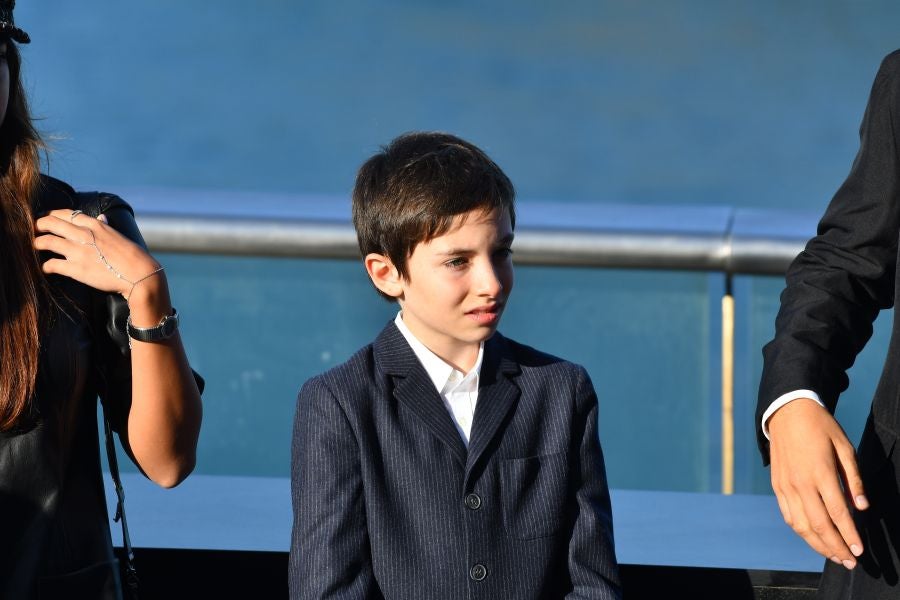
<box><xmin>125</xmin><ymin>188</ymin><xmax>820</xmax><ymax>495</ymax></box>
<box><xmin>134</xmin><ymin>210</ymin><xmax>813</xmax><ymax>275</ymax></box>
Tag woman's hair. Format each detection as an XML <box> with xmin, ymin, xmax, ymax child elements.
<box><xmin>0</xmin><ymin>40</ymin><xmax>47</xmax><ymax>429</ymax></box>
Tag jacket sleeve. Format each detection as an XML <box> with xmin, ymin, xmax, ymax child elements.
<box><xmin>289</xmin><ymin>376</ymin><xmax>382</xmax><ymax>600</ymax></box>
<box><xmin>756</xmin><ymin>50</ymin><xmax>900</xmax><ymax>463</ymax></box>
<box><xmin>565</xmin><ymin>366</ymin><xmax>622</xmax><ymax>600</ymax></box>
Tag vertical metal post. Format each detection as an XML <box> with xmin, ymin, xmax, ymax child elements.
<box><xmin>721</xmin><ymin>275</ymin><xmax>735</xmax><ymax>495</ymax></box>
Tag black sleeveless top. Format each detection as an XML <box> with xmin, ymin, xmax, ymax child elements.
<box><xmin>0</xmin><ymin>176</ymin><xmax>139</xmax><ymax>599</ymax></box>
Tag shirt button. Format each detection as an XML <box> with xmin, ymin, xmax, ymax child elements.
<box><xmin>470</xmin><ymin>563</ymin><xmax>487</xmax><ymax>581</ymax></box>
<box><xmin>465</xmin><ymin>493</ymin><xmax>482</xmax><ymax>510</ymax></box>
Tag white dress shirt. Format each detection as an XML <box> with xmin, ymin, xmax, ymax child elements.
<box><xmin>394</xmin><ymin>312</ymin><xmax>483</xmax><ymax>445</ymax></box>
<box><xmin>761</xmin><ymin>390</ymin><xmax>827</xmax><ymax>439</ymax></box>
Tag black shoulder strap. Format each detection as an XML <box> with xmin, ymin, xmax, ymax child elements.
<box><xmin>104</xmin><ymin>416</ymin><xmax>140</xmax><ymax>598</ymax></box>
<box><xmin>76</xmin><ymin>191</ymin><xmax>140</xmax><ymax>599</ymax></box>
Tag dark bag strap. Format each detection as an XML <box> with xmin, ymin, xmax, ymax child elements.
<box><xmin>76</xmin><ymin>191</ymin><xmax>140</xmax><ymax>599</ymax></box>
<box><xmin>104</xmin><ymin>415</ymin><xmax>139</xmax><ymax>598</ymax></box>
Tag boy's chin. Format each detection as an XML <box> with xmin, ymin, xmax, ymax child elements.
<box><xmin>470</xmin><ymin>323</ymin><xmax>501</xmax><ymax>342</ymax></box>
<box><xmin>452</xmin><ymin>329</ymin><xmax>497</xmax><ymax>348</ymax></box>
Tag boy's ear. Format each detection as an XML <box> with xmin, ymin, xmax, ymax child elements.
<box><xmin>364</xmin><ymin>253</ymin><xmax>403</xmax><ymax>299</ymax></box>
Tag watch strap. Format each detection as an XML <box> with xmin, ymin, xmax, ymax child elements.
<box><xmin>126</xmin><ymin>308</ymin><xmax>179</xmax><ymax>343</ymax></box>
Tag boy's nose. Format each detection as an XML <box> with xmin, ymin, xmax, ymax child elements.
<box><xmin>475</xmin><ymin>262</ymin><xmax>504</xmax><ymax>297</ymax></box>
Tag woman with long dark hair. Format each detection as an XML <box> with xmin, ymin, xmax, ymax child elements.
<box><xmin>0</xmin><ymin>4</ymin><xmax>203</xmax><ymax>598</ymax></box>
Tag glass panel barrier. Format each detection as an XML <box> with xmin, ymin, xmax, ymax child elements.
<box><xmin>502</xmin><ymin>266</ymin><xmax>719</xmax><ymax>492</ymax></box>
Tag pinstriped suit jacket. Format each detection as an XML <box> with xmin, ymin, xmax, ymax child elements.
<box><xmin>289</xmin><ymin>322</ymin><xmax>621</xmax><ymax>600</ymax></box>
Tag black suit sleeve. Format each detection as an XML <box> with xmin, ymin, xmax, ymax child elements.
<box><xmin>756</xmin><ymin>51</ymin><xmax>900</xmax><ymax>462</ymax></box>
<box><xmin>566</xmin><ymin>367</ymin><xmax>622</xmax><ymax>599</ymax></box>
<box><xmin>289</xmin><ymin>376</ymin><xmax>382</xmax><ymax>600</ymax></box>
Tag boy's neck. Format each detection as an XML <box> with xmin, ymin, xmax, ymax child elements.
<box><xmin>396</xmin><ymin>311</ymin><xmax>481</xmax><ymax>373</ymax></box>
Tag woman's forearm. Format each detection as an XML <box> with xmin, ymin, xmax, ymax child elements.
<box><xmin>124</xmin><ymin>273</ymin><xmax>203</xmax><ymax>487</ymax></box>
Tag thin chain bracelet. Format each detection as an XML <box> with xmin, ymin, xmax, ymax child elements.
<box><xmin>82</xmin><ymin>229</ymin><xmax>165</xmax><ymax>301</ymax></box>
<box><xmin>126</xmin><ymin>266</ymin><xmax>166</xmax><ymax>301</ymax></box>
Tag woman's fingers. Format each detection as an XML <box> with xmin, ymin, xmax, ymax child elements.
<box><xmin>34</xmin><ymin>209</ymin><xmax>160</xmax><ymax>296</ymax></box>
<box><xmin>40</xmin><ymin>256</ymin><xmax>84</xmax><ymax>279</ymax></box>
<box><xmin>46</xmin><ymin>208</ymin><xmax>103</xmax><ymax>229</ymax></box>
<box><xmin>33</xmin><ymin>231</ymin><xmax>81</xmax><ymax>257</ymax></box>
<box><xmin>35</xmin><ymin>213</ymin><xmax>97</xmax><ymax>241</ymax></box>
<box><xmin>36</xmin><ymin>210</ymin><xmax>110</xmax><ymax>243</ymax></box>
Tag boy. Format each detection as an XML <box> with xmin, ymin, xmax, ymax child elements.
<box><xmin>290</xmin><ymin>132</ymin><xmax>621</xmax><ymax>599</ymax></box>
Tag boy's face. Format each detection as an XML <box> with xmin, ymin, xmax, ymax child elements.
<box><xmin>369</xmin><ymin>207</ymin><xmax>514</xmax><ymax>371</ymax></box>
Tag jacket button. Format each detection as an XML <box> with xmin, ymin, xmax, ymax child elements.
<box><xmin>470</xmin><ymin>563</ymin><xmax>487</xmax><ymax>581</ymax></box>
<box><xmin>464</xmin><ymin>493</ymin><xmax>482</xmax><ymax>510</ymax></box>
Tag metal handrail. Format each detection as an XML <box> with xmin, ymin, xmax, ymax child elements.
<box><xmin>133</xmin><ymin>211</ymin><xmax>815</xmax><ymax>276</ymax></box>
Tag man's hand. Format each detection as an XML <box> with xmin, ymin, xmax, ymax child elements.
<box><xmin>768</xmin><ymin>398</ymin><xmax>869</xmax><ymax>569</ymax></box>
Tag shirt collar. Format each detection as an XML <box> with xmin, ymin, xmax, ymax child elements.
<box><xmin>394</xmin><ymin>311</ymin><xmax>484</xmax><ymax>394</ymax></box>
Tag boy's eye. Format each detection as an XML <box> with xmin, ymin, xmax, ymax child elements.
<box><xmin>494</xmin><ymin>247</ymin><xmax>513</xmax><ymax>260</ymax></box>
<box><xmin>445</xmin><ymin>257</ymin><xmax>468</xmax><ymax>269</ymax></box>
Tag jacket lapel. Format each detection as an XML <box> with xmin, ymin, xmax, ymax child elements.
<box><xmin>374</xmin><ymin>323</ymin><xmax>468</xmax><ymax>467</ymax></box>
<box><xmin>465</xmin><ymin>333</ymin><xmax>520</xmax><ymax>475</ymax></box>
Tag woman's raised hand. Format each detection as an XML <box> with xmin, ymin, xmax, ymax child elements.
<box><xmin>34</xmin><ymin>209</ymin><xmax>162</xmax><ymax>299</ymax></box>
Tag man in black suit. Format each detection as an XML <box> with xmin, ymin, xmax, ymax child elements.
<box><xmin>289</xmin><ymin>132</ymin><xmax>621</xmax><ymax>599</ymax></box>
<box><xmin>758</xmin><ymin>50</ymin><xmax>900</xmax><ymax>598</ymax></box>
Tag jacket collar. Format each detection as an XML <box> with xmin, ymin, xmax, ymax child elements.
<box><xmin>465</xmin><ymin>332</ymin><xmax>520</xmax><ymax>477</ymax></box>
<box><xmin>374</xmin><ymin>321</ymin><xmax>521</xmax><ymax>474</ymax></box>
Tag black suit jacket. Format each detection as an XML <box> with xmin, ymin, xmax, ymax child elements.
<box><xmin>289</xmin><ymin>323</ymin><xmax>621</xmax><ymax>600</ymax></box>
<box><xmin>756</xmin><ymin>50</ymin><xmax>900</xmax><ymax>468</ymax></box>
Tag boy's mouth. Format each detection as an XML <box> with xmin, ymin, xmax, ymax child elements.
<box><xmin>466</xmin><ymin>304</ymin><xmax>503</xmax><ymax>325</ymax></box>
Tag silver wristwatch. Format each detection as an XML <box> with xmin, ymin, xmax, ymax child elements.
<box><xmin>126</xmin><ymin>309</ymin><xmax>179</xmax><ymax>343</ymax></box>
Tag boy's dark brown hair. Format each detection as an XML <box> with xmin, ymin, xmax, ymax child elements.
<box><xmin>352</xmin><ymin>131</ymin><xmax>515</xmax><ymax>299</ymax></box>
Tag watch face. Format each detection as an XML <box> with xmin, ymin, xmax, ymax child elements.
<box><xmin>162</xmin><ymin>315</ymin><xmax>178</xmax><ymax>338</ymax></box>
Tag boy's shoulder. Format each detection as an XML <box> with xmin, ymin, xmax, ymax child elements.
<box><xmin>298</xmin><ymin>321</ymin><xmax>407</xmax><ymax>401</ymax></box>
<box><xmin>492</xmin><ymin>334</ymin><xmax>597</xmax><ymax>416</ymax></box>
<box><xmin>301</xmin><ymin>342</ymin><xmax>379</xmax><ymax>401</ymax></box>
<box><xmin>492</xmin><ymin>332</ymin><xmax>591</xmax><ymax>386</ymax></box>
